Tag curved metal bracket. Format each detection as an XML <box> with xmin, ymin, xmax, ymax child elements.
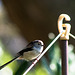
<box><xmin>58</xmin><ymin>14</ymin><xmax>71</xmax><ymax>40</ymax></box>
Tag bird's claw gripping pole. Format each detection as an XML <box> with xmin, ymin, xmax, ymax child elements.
<box><xmin>58</xmin><ymin>14</ymin><xmax>71</xmax><ymax>75</ymax></box>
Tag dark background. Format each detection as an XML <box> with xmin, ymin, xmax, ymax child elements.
<box><xmin>2</xmin><ymin>0</ymin><xmax>75</xmax><ymax>45</ymax></box>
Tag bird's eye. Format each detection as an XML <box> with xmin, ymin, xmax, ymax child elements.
<box><xmin>38</xmin><ymin>42</ymin><xmax>41</xmax><ymax>45</ymax></box>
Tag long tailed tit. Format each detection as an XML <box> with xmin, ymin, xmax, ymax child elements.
<box><xmin>0</xmin><ymin>40</ymin><xmax>44</xmax><ymax>70</ymax></box>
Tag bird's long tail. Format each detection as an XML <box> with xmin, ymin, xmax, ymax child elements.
<box><xmin>0</xmin><ymin>55</ymin><xmax>20</xmax><ymax>70</ymax></box>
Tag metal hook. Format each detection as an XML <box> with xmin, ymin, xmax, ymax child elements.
<box><xmin>58</xmin><ymin>14</ymin><xmax>71</xmax><ymax>40</ymax></box>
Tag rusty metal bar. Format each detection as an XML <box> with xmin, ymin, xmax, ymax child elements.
<box><xmin>60</xmin><ymin>40</ymin><xmax>68</xmax><ymax>75</ymax></box>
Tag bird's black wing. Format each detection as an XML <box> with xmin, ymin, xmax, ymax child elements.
<box><xmin>18</xmin><ymin>48</ymin><xmax>33</xmax><ymax>56</ymax></box>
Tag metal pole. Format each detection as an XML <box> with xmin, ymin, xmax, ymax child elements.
<box><xmin>60</xmin><ymin>40</ymin><xmax>68</xmax><ymax>75</ymax></box>
<box><xmin>58</xmin><ymin>14</ymin><xmax>71</xmax><ymax>75</ymax></box>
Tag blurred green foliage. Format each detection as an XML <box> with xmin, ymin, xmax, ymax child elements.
<box><xmin>0</xmin><ymin>40</ymin><xmax>19</xmax><ymax>75</ymax></box>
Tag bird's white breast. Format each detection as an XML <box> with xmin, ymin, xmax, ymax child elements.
<box><xmin>23</xmin><ymin>50</ymin><xmax>40</xmax><ymax>61</ymax></box>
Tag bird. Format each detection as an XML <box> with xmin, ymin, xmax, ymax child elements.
<box><xmin>0</xmin><ymin>40</ymin><xmax>44</xmax><ymax>70</ymax></box>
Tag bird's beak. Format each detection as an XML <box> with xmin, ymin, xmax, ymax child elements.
<box><xmin>41</xmin><ymin>45</ymin><xmax>44</xmax><ymax>46</ymax></box>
